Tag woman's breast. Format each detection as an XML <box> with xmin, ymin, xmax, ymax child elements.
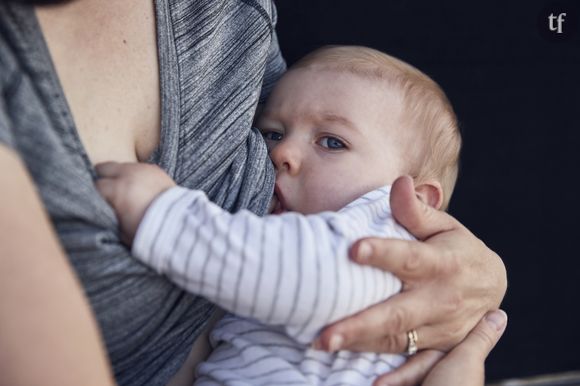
<box><xmin>36</xmin><ymin>0</ymin><xmax>161</xmax><ymax>165</ymax></box>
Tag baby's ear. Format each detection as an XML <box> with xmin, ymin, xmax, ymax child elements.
<box><xmin>414</xmin><ymin>180</ymin><xmax>444</xmax><ymax>210</ymax></box>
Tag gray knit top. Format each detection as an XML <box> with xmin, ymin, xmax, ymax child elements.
<box><xmin>0</xmin><ymin>1</ymin><xmax>285</xmax><ymax>384</ymax></box>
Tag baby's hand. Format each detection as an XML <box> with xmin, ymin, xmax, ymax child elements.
<box><xmin>95</xmin><ymin>162</ymin><xmax>176</xmax><ymax>245</ymax></box>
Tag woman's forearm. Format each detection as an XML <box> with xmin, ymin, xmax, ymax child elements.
<box><xmin>0</xmin><ymin>146</ymin><xmax>115</xmax><ymax>386</ymax></box>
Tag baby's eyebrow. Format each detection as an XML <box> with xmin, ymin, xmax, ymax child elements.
<box><xmin>316</xmin><ymin>112</ymin><xmax>360</xmax><ymax>133</ymax></box>
<box><xmin>256</xmin><ymin>112</ymin><xmax>280</xmax><ymax>124</ymax></box>
<box><xmin>258</xmin><ymin>110</ymin><xmax>360</xmax><ymax>133</ymax></box>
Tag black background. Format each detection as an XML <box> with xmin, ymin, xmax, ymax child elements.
<box><xmin>276</xmin><ymin>0</ymin><xmax>580</xmax><ymax>382</ymax></box>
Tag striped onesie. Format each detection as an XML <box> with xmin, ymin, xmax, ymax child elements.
<box><xmin>133</xmin><ymin>185</ymin><xmax>413</xmax><ymax>385</ymax></box>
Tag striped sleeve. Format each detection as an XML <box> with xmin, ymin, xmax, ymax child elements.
<box><xmin>133</xmin><ymin>186</ymin><xmax>409</xmax><ymax>344</ymax></box>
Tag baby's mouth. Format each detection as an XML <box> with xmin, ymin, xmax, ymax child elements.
<box><xmin>270</xmin><ymin>185</ymin><xmax>288</xmax><ymax>214</ymax></box>
<box><xmin>270</xmin><ymin>193</ymin><xmax>287</xmax><ymax>214</ymax></box>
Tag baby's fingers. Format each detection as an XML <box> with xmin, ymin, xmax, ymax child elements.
<box><xmin>95</xmin><ymin>161</ymin><xmax>122</xmax><ymax>178</ymax></box>
<box><xmin>95</xmin><ymin>178</ymin><xmax>117</xmax><ymax>204</ymax></box>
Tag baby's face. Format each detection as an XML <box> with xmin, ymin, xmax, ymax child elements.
<box><xmin>258</xmin><ymin>68</ymin><xmax>410</xmax><ymax>214</ymax></box>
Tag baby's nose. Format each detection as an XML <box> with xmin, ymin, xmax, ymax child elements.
<box><xmin>270</xmin><ymin>141</ymin><xmax>302</xmax><ymax>175</ymax></box>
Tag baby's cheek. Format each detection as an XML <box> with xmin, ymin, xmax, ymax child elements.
<box><xmin>311</xmin><ymin>184</ymin><xmax>353</xmax><ymax>213</ymax></box>
<box><xmin>330</xmin><ymin>183</ymin><xmax>366</xmax><ymax>209</ymax></box>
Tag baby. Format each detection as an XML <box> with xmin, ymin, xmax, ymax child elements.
<box><xmin>97</xmin><ymin>45</ymin><xmax>461</xmax><ymax>385</ymax></box>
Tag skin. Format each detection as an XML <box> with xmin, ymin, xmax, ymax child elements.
<box><xmin>1</xmin><ymin>1</ymin><xmax>156</xmax><ymax>385</ymax></box>
<box><xmin>377</xmin><ymin>310</ymin><xmax>508</xmax><ymax>386</ymax></box>
<box><xmin>258</xmin><ymin>72</ymin><xmax>505</xmax><ymax>377</ymax></box>
<box><xmin>96</xmin><ymin>67</ymin><xmax>444</xmax><ymax>248</ymax></box>
<box><xmin>0</xmin><ymin>140</ymin><xmax>507</xmax><ymax>386</ymax></box>
<box><xmin>1</xmin><ymin>0</ymin><xmax>507</xmax><ymax>384</ymax></box>
<box><xmin>96</xmin><ymin>66</ymin><xmax>507</xmax><ymax>384</ymax></box>
<box><xmin>256</xmin><ymin>68</ymin><xmax>436</xmax><ymax>214</ymax></box>
<box><xmin>0</xmin><ymin>5</ymin><xmax>207</xmax><ymax>371</ymax></box>
<box><xmin>36</xmin><ymin>0</ymin><xmax>161</xmax><ymax>165</ymax></box>
<box><xmin>0</xmin><ymin>147</ymin><xmax>115</xmax><ymax>386</ymax></box>
<box><xmin>318</xmin><ymin>175</ymin><xmax>508</xmax><ymax>385</ymax></box>
<box><xmin>35</xmin><ymin>3</ymin><xmax>207</xmax><ymax>383</ymax></box>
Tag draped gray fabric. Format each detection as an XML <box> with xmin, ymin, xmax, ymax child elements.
<box><xmin>0</xmin><ymin>0</ymin><xmax>286</xmax><ymax>384</ymax></box>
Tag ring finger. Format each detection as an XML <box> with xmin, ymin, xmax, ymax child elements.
<box><xmin>316</xmin><ymin>290</ymin><xmax>447</xmax><ymax>352</ymax></box>
<box><xmin>342</xmin><ymin>324</ymin><xmax>450</xmax><ymax>355</ymax></box>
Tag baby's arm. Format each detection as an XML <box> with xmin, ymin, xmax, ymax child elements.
<box><xmin>96</xmin><ymin>162</ymin><xmax>410</xmax><ymax>344</ymax></box>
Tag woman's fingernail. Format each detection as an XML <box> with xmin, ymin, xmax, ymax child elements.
<box><xmin>328</xmin><ymin>334</ymin><xmax>344</xmax><ymax>352</ymax></box>
<box><xmin>356</xmin><ymin>242</ymin><xmax>372</xmax><ymax>263</ymax></box>
<box><xmin>485</xmin><ymin>310</ymin><xmax>508</xmax><ymax>331</ymax></box>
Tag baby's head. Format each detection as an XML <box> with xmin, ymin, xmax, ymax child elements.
<box><xmin>258</xmin><ymin>46</ymin><xmax>461</xmax><ymax>214</ymax></box>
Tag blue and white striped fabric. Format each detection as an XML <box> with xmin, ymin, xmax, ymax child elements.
<box><xmin>133</xmin><ymin>186</ymin><xmax>412</xmax><ymax>385</ymax></box>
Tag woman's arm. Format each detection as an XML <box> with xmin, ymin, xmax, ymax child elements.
<box><xmin>0</xmin><ymin>146</ymin><xmax>115</xmax><ymax>386</ymax></box>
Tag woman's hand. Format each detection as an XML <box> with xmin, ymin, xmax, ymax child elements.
<box><xmin>422</xmin><ymin>310</ymin><xmax>507</xmax><ymax>386</ymax></box>
<box><xmin>376</xmin><ymin>310</ymin><xmax>508</xmax><ymax>386</ymax></box>
<box><xmin>313</xmin><ymin>176</ymin><xmax>507</xmax><ymax>382</ymax></box>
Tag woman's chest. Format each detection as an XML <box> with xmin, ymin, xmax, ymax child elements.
<box><xmin>36</xmin><ymin>0</ymin><xmax>160</xmax><ymax>164</ymax></box>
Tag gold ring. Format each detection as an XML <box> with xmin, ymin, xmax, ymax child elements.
<box><xmin>406</xmin><ymin>329</ymin><xmax>418</xmax><ymax>355</ymax></box>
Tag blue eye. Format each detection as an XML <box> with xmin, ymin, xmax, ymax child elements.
<box><xmin>319</xmin><ymin>136</ymin><xmax>346</xmax><ymax>150</ymax></box>
<box><xmin>262</xmin><ymin>131</ymin><xmax>283</xmax><ymax>141</ymax></box>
